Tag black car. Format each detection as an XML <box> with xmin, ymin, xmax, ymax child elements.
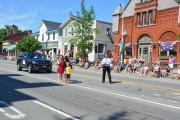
<box><xmin>17</xmin><ymin>52</ymin><xmax>52</xmax><ymax>73</ymax></box>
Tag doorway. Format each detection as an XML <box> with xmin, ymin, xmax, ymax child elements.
<box><xmin>138</xmin><ymin>36</ymin><xmax>152</xmax><ymax>63</ymax></box>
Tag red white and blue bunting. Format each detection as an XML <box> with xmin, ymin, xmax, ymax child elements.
<box><xmin>159</xmin><ymin>41</ymin><xmax>176</xmax><ymax>51</ymax></box>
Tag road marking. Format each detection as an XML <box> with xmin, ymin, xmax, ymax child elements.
<box><xmin>70</xmin><ymin>84</ymin><xmax>180</xmax><ymax>110</ymax></box>
<box><xmin>167</xmin><ymin>100</ymin><xmax>179</xmax><ymax>103</ymax></box>
<box><xmin>1</xmin><ymin>68</ymin><xmax>180</xmax><ymax>111</ymax></box>
<box><xmin>33</xmin><ymin>100</ymin><xmax>79</xmax><ymax>120</ymax></box>
<box><xmin>173</xmin><ymin>93</ymin><xmax>180</xmax><ymax>95</ymax></box>
<box><xmin>2</xmin><ymin>62</ymin><xmax>180</xmax><ymax>93</ymax></box>
<box><xmin>153</xmin><ymin>94</ymin><xmax>161</xmax><ymax>96</ymax></box>
<box><xmin>0</xmin><ymin>101</ymin><xmax>26</xmax><ymax>119</ymax></box>
<box><xmin>73</xmin><ymin>74</ymin><xmax>180</xmax><ymax>93</ymax></box>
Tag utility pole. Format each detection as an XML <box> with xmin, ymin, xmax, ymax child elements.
<box><xmin>120</xmin><ymin>0</ymin><xmax>125</xmax><ymax>65</ymax></box>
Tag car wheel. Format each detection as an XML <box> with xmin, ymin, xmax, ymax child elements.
<box><xmin>28</xmin><ymin>64</ymin><xmax>32</xmax><ymax>73</ymax></box>
<box><xmin>17</xmin><ymin>63</ymin><xmax>22</xmax><ymax>71</ymax></box>
<box><xmin>47</xmin><ymin>67</ymin><xmax>52</xmax><ymax>73</ymax></box>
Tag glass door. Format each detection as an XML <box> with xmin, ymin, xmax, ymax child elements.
<box><xmin>138</xmin><ymin>45</ymin><xmax>151</xmax><ymax>63</ymax></box>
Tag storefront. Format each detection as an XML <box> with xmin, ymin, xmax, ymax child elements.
<box><xmin>112</xmin><ymin>0</ymin><xmax>180</xmax><ymax>66</ymax></box>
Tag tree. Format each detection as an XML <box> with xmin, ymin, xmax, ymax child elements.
<box><xmin>70</xmin><ymin>0</ymin><xmax>97</xmax><ymax>57</ymax></box>
<box><xmin>0</xmin><ymin>28</ymin><xmax>7</xmax><ymax>43</ymax></box>
<box><xmin>0</xmin><ymin>25</ymin><xmax>19</xmax><ymax>43</ymax></box>
<box><xmin>17</xmin><ymin>36</ymin><xmax>42</xmax><ymax>52</ymax></box>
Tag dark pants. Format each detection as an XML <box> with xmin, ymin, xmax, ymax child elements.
<box><xmin>102</xmin><ymin>66</ymin><xmax>112</xmax><ymax>83</ymax></box>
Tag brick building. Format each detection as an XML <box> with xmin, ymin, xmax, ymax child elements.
<box><xmin>1</xmin><ymin>29</ymin><xmax>32</xmax><ymax>60</ymax></box>
<box><xmin>112</xmin><ymin>0</ymin><xmax>180</xmax><ymax>66</ymax></box>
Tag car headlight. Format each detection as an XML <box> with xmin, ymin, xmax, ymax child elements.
<box><xmin>32</xmin><ymin>61</ymin><xmax>38</xmax><ymax>64</ymax></box>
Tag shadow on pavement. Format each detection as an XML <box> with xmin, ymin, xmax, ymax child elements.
<box><xmin>0</xmin><ymin>73</ymin><xmax>61</xmax><ymax>106</ymax></box>
<box><xmin>21</xmin><ymin>69</ymin><xmax>57</xmax><ymax>74</ymax></box>
<box><xmin>111</xmin><ymin>81</ymin><xmax>122</xmax><ymax>84</ymax></box>
<box><xmin>69</xmin><ymin>79</ymin><xmax>82</xmax><ymax>84</ymax></box>
<box><xmin>99</xmin><ymin>111</ymin><xmax>129</xmax><ymax>120</ymax></box>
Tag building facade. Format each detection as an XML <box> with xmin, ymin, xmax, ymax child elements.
<box><xmin>2</xmin><ymin>29</ymin><xmax>32</xmax><ymax>60</ymax></box>
<box><xmin>59</xmin><ymin>17</ymin><xmax>113</xmax><ymax>62</ymax></box>
<box><xmin>113</xmin><ymin>0</ymin><xmax>180</xmax><ymax>66</ymax></box>
<box><xmin>34</xmin><ymin>20</ymin><xmax>62</xmax><ymax>57</ymax></box>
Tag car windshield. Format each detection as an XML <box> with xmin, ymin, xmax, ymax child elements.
<box><xmin>29</xmin><ymin>53</ymin><xmax>46</xmax><ymax>59</ymax></box>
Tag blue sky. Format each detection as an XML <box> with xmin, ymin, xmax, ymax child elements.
<box><xmin>0</xmin><ymin>0</ymin><xmax>128</xmax><ymax>32</ymax></box>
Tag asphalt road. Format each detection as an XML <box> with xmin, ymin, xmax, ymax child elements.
<box><xmin>1</xmin><ymin>60</ymin><xmax>180</xmax><ymax>120</ymax></box>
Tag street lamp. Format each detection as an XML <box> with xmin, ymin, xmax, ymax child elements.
<box><xmin>175</xmin><ymin>0</ymin><xmax>180</xmax><ymax>24</ymax></box>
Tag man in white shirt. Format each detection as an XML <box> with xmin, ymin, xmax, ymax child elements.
<box><xmin>101</xmin><ymin>54</ymin><xmax>113</xmax><ymax>83</ymax></box>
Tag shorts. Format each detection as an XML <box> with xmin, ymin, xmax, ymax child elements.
<box><xmin>169</xmin><ymin>63</ymin><xmax>174</xmax><ymax>69</ymax></box>
<box><xmin>66</xmin><ymin>74</ymin><xmax>71</xmax><ymax>79</ymax></box>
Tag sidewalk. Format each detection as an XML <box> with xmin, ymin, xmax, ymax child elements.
<box><xmin>74</xmin><ymin>66</ymin><xmax>180</xmax><ymax>85</ymax></box>
<box><xmin>1</xmin><ymin>59</ymin><xmax>180</xmax><ymax>84</ymax></box>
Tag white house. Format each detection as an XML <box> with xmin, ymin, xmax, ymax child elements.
<box><xmin>34</xmin><ymin>20</ymin><xmax>62</xmax><ymax>56</ymax></box>
<box><xmin>59</xmin><ymin>17</ymin><xmax>113</xmax><ymax>62</ymax></box>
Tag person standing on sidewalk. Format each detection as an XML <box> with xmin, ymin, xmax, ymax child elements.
<box><xmin>101</xmin><ymin>54</ymin><xmax>113</xmax><ymax>84</ymax></box>
<box><xmin>169</xmin><ymin>55</ymin><xmax>175</xmax><ymax>73</ymax></box>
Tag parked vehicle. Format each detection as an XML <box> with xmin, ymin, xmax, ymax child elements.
<box><xmin>16</xmin><ymin>52</ymin><xmax>52</xmax><ymax>73</ymax></box>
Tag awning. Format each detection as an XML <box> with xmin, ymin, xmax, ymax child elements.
<box><xmin>0</xmin><ymin>48</ymin><xmax>7</xmax><ymax>50</ymax></box>
<box><xmin>7</xmin><ymin>45</ymin><xmax>16</xmax><ymax>50</ymax></box>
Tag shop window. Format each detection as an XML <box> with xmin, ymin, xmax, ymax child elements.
<box><xmin>159</xmin><ymin>42</ymin><xmax>177</xmax><ymax>58</ymax></box>
<box><xmin>160</xmin><ymin>49</ymin><xmax>177</xmax><ymax>58</ymax></box>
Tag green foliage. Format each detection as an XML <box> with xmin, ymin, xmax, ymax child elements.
<box><xmin>177</xmin><ymin>34</ymin><xmax>180</xmax><ymax>39</ymax></box>
<box><xmin>70</xmin><ymin>0</ymin><xmax>96</xmax><ymax>57</ymax></box>
<box><xmin>0</xmin><ymin>25</ymin><xmax>19</xmax><ymax>43</ymax></box>
<box><xmin>17</xmin><ymin>36</ymin><xmax>42</xmax><ymax>52</ymax></box>
<box><xmin>0</xmin><ymin>28</ymin><xmax>7</xmax><ymax>43</ymax></box>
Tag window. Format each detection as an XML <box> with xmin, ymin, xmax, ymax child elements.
<box><xmin>143</xmin><ymin>47</ymin><xmax>148</xmax><ymax>54</ymax></box>
<box><xmin>59</xmin><ymin>30</ymin><xmax>63</xmax><ymax>36</ymax></box>
<box><xmin>64</xmin><ymin>45</ymin><xmax>68</xmax><ymax>53</ymax></box>
<box><xmin>37</xmin><ymin>35</ymin><xmax>39</xmax><ymax>40</ymax></box>
<box><xmin>137</xmin><ymin>13</ymin><xmax>141</xmax><ymax>26</ymax></box>
<box><xmin>143</xmin><ymin>12</ymin><xmax>147</xmax><ymax>25</ymax></box>
<box><xmin>125</xmin><ymin>47</ymin><xmax>132</xmax><ymax>57</ymax></box>
<box><xmin>160</xmin><ymin>49</ymin><xmax>177</xmax><ymax>57</ymax></box>
<box><xmin>53</xmin><ymin>32</ymin><xmax>55</xmax><ymax>40</ymax></box>
<box><xmin>42</xmin><ymin>34</ymin><xmax>44</xmax><ymax>41</ymax></box>
<box><xmin>48</xmin><ymin>33</ymin><xmax>50</xmax><ymax>40</ymax></box>
<box><xmin>98</xmin><ymin>44</ymin><xmax>105</xmax><ymax>54</ymax></box>
<box><xmin>71</xmin><ymin>27</ymin><xmax>74</xmax><ymax>36</ymax></box>
<box><xmin>64</xmin><ymin>28</ymin><xmax>67</xmax><ymax>36</ymax></box>
<box><xmin>149</xmin><ymin>11</ymin><xmax>153</xmax><ymax>24</ymax></box>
